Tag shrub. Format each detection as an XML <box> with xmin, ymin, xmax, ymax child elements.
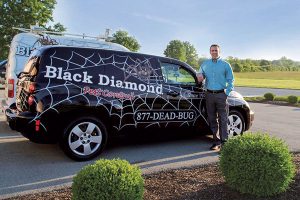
<box><xmin>244</xmin><ymin>97</ymin><xmax>256</xmax><ymax>101</ymax></box>
<box><xmin>274</xmin><ymin>96</ymin><xmax>288</xmax><ymax>102</ymax></box>
<box><xmin>244</xmin><ymin>96</ymin><xmax>264</xmax><ymax>102</ymax></box>
<box><xmin>287</xmin><ymin>95</ymin><xmax>298</xmax><ymax>104</ymax></box>
<box><xmin>255</xmin><ymin>96</ymin><xmax>265</xmax><ymax>101</ymax></box>
<box><xmin>264</xmin><ymin>92</ymin><xmax>275</xmax><ymax>101</ymax></box>
<box><xmin>220</xmin><ymin>133</ymin><xmax>295</xmax><ymax>197</ymax></box>
<box><xmin>72</xmin><ymin>159</ymin><xmax>144</xmax><ymax>200</ymax></box>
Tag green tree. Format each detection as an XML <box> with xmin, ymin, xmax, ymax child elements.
<box><xmin>111</xmin><ymin>30</ymin><xmax>141</xmax><ymax>52</ymax></box>
<box><xmin>226</xmin><ymin>56</ymin><xmax>299</xmax><ymax>72</ymax></box>
<box><xmin>46</xmin><ymin>22</ymin><xmax>67</xmax><ymax>32</ymax></box>
<box><xmin>183</xmin><ymin>41</ymin><xmax>198</xmax><ymax>68</ymax></box>
<box><xmin>234</xmin><ymin>62</ymin><xmax>243</xmax><ymax>72</ymax></box>
<box><xmin>227</xmin><ymin>56</ymin><xmax>242</xmax><ymax>72</ymax></box>
<box><xmin>0</xmin><ymin>0</ymin><xmax>64</xmax><ymax>59</ymax></box>
<box><xmin>260</xmin><ymin>59</ymin><xmax>270</xmax><ymax>66</ymax></box>
<box><xmin>164</xmin><ymin>40</ymin><xmax>187</xmax><ymax>62</ymax></box>
<box><xmin>198</xmin><ymin>57</ymin><xmax>207</xmax><ymax>68</ymax></box>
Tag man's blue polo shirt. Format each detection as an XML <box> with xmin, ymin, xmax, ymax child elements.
<box><xmin>199</xmin><ymin>58</ymin><xmax>234</xmax><ymax>96</ymax></box>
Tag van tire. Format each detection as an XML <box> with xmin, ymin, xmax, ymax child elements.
<box><xmin>228</xmin><ymin>110</ymin><xmax>245</xmax><ymax>137</ymax></box>
<box><xmin>59</xmin><ymin>117</ymin><xmax>108</xmax><ymax>161</ymax></box>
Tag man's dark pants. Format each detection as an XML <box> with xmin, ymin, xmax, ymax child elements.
<box><xmin>205</xmin><ymin>91</ymin><xmax>229</xmax><ymax>145</ymax></box>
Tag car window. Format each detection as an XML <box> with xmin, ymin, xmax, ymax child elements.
<box><xmin>160</xmin><ymin>62</ymin><xmax>196</xmax><ymax>85</ymax></box>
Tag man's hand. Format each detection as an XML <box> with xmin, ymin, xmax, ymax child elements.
<box><xmin>196</xmin><ymin>73</ymin><xmax>204</xmax><ymax>83</ymax></box>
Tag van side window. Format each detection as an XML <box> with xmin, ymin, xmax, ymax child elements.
<box><xmin>160</xmin><ymin>63</ymin><xmax>196</xmax><ymax>85</ymax></box>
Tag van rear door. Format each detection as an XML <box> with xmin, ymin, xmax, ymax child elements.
<box><xmin>16</xmin><ymin>53</ymin><xmax>40</xmax><ymax>112</ymax></box>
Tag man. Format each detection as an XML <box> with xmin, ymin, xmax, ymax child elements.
<box><xmin>197</xmin><ymin>44</ymin><xmax>234</xmax><ymax>151</ymax></box>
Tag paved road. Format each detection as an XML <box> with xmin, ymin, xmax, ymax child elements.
<box><xmin>249</xmin><ymin>103</ymin><xmax>300</xmax><ymax>151</ymax></box>
<box><xmin>0</xmin><ymin>102</ymin><xmax>300</xmax><ymax>198</ymax></box>
<box><xmin>235</xmin><ymin>86</ymin><xmax>300</xmax><ymax>97</ymax></box>
<box><xmin>0</xmin><ymin>126</ymin><xmax>218</xmax><ymax>198</ymax></box>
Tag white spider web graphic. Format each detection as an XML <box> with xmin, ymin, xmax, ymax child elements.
<box><xmin>29</xmin><ymin>49</ymin><xmax>209</xmax><ymax>132</ymax></box>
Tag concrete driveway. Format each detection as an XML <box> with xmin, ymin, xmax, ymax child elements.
<box><xmin>0</xmin><ymin>102</ymin><xmax>299</xmax><ymax>198</ymax></box>
<box><xmin>235</xmin><ymin>86</ymin><xmax>300</xmax><ymax>96</ymax></box>
<box><xmin>248</xmin><ymin>103</ymin><xmax>300</xmax><ymax>151</ymax></box>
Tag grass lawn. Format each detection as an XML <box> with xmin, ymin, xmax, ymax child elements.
<box><xmin>235</xmin><ymin>72</ymin><xmax>300</xmax><ymax>89</ymax></box>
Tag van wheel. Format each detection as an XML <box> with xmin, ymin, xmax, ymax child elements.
<box><xmin>60</xmin><ymin>117</ymin><xmax>107</xmax><ymax>161</ymax></box>
<box><xmin>228</xmin><ymin>110</ymin><xmax>245</xmax><ymax>137</ymax></box>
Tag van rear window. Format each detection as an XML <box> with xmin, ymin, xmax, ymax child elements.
<box><xmin>23</xmin><ymin>57</ymin><xmax>39</xmax><ymax>76</ymax></box>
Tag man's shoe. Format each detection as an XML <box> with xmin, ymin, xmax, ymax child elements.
<box><xmin>218</xmin><ymin>145</ymin><xmax>223</xmax><ymax>154</ymax></box>
<box><xmin>210</xmin><ymin>144</ymin><xmax>221</xmax><ymax>151</ymax></box>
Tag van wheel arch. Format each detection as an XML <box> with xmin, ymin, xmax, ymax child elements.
<box><xmin>59</xmin><ymin>116</ymin><xmax>108</xmax><ymax>161</ymax></box>
<box><xmin>58</xmin><ymin>106</ymin><xmax>112</xmax><ymax>133</ymax></box>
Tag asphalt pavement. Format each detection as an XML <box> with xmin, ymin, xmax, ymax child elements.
<box><xmin>0</xmin><ymin>89</ymin><xmax>300</xmax><ymax>198</ymax></box>
<box><xmin>235</xmin><ymin>86</ymin><xmax>300</xmax><ymax>96</ymax></box>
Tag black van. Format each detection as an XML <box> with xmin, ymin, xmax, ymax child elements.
<box><xmin>9</xmin><ymin>46</ymin><xmax>254</xmax><ymax>161</ymax></box>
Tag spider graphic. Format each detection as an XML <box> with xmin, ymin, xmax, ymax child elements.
<box><xmin>124</xmin><ymin>59</ymin><xmax>154</xmax><ymax>82</ymax></box>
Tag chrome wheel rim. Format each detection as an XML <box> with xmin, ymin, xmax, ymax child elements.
<box><xmin>68</xmin><ymin>122</ymin><xmax>102</xmax><ymax>156</ymax></box>
<box><xmin>228</xmin><ymin>114</ymin><xmax>243</xmax><ymax>137</ymax></box>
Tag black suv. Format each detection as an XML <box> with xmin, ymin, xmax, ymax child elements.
<box><xmin>9</xmin><ymin>46</ymin><xmax>254</xmax><ymax>161</ymax></box>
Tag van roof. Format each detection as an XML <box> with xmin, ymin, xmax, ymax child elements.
<box><xmin>13</xmin><ymin>32</ymin><xmax>130</xmax><ymax>52</ymax></box>
<box><xmin>7</xmin><ymin>32</ymin><xmax>130</xmax><ymax>75</ymax></box>
<box><xmin>34</xmin><ymin>45</ymin><xmax>195</xmax><ymax>72</ymax></box>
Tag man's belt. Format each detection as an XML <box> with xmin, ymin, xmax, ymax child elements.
<box><xmin>206</xmin><ymin>89</ymin><xmax>224</xmax><ymax>94</ymax></box>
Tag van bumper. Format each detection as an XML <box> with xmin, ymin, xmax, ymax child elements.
<box><xmin>7</xmin><ymin>109</ymin><xmax>54</xmax><ymax>143</ymax></box>
<box><xmin>1</xmin><ymin>99</ymin><xmax>8</xmax><ymax>112</ymax></box>
<box><xmin>5</xmin><ymin>108</ymin><xmax>17</xmax><ymax>130</ymax></box>
<box><xmin>1</xmin><ymin>99</ymin><xmax>10</xmax><ymax>122</ymax></box>
<box><xmin>245</xmin><ymin>109</ymin><xmax>254</xmax><ymax>131</ymax></box>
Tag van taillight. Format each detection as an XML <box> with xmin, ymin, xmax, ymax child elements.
<box><xmin>29</xmin><ymin>83</ymin><xmax>36</xmax><ymax>93</ymax></box>
<box><xmin>28</xmin><ymin>95</ymin><xmax>35</xmax><ymax>106</ymax></box>
<box><xmin>35</xmin><ymin>120</ymin><xmax>40</xmax><ymax>132</ymax></box>
<box><xmin>8</xmin><ymin>79</ymin><xmax>14</xmax><ymax>98</ymax></box>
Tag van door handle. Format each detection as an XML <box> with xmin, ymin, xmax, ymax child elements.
<box><xmin>167</xmin><ymin>91</ymin><xmax>179</xmax><ymax>97</ymax></box>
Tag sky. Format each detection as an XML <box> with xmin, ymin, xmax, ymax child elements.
<box><xmin>52</xmin><ymin>0</ymin><xmax>300</xmax><ymax>61</ymax></box>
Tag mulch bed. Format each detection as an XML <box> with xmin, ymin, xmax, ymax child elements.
<box><xmin>5</xmin><ymin>153</ymin><xmax>300</xmax><ymax>200</ymax></box>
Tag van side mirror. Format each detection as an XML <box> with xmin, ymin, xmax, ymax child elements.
<box><xmin>196</xmin><ymin>73</ymin><xmax>204</xmax><ymax>84</ymax></box>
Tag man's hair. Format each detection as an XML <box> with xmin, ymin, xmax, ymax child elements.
<box><xmin>210</xmin><ymin>44</ymin><xmax>220</xmax><ymax>50</ymax></box>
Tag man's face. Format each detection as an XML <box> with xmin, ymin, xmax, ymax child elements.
<box><xmin>210</xmin><ymin>46</ymin><xmax>220</xmax><ymax>59</ymax></box>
